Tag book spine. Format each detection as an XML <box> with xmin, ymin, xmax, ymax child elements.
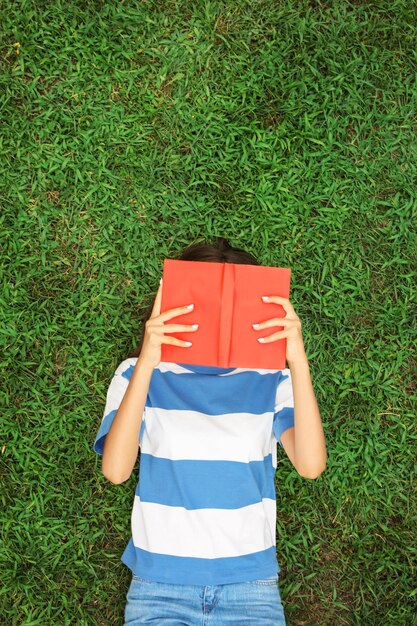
<box><xmin>218</xmin><ymin>263</ymin><xmax>235</xmax><ymax>367</ymax></box>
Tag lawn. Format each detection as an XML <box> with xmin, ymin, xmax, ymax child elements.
<box><xmin>1</xmin><ymin>0</ymin><xmax>416</xmax><ymax>624</ymax></box>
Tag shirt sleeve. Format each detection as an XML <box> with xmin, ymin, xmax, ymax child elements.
<box><xmin>93</xmin><ymin>359</ymin><xmax>145</xmax><ymax>456</ymax></box>
<box><xmin>272</xmin><ymin>369</ymin><xmax>295</xmax><ymax>448</ymax></box>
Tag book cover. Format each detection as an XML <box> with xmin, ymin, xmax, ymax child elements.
<box><xmin>160</xmin><ymin>259</ymin><xmax>291</xmax><ymax>370</ymax></box>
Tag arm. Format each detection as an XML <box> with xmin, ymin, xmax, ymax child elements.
<box><xmin>102</xmin><ymin>357</ymin><xmax>154</xmax><ymax>484</ymax></box>
<box><xmin>282</xmin><ymin>354</ymin><xmax>327</xmax><ymax>479</ymax></box>
<box><xmin>254</xmin><ymin>293</ymin><xmax>327</xmax><ymax>479</ymax></box>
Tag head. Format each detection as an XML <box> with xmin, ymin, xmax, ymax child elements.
<box><xmin>127</xmin><ymin>236</ymin><xmax>260</xmax><ymax>358</ymax></box>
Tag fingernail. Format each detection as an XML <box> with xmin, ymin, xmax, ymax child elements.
<box><xmin>185</xmin><ymin>341</ymin><xmax>192</xmax><ymax>346</ymax></box>
<box><xmin>258</xmin><ymin>337</ymin><xmax>265</xmax><ymax>342</ymax></box>
<box><xmin>187</xmin><ymin>304</ymin><xmax>194</xmax><ymax>309</ymax></box>
<box><xmin>261</xmin><ymin>296</ymin><xmax>269</xmax><ymax>301</ymax></box>
<box><xmin>192</xmin><ymin>324</ymin><xmax>199</xmax><ymax>329</ymax></box>
<box><xmin>252</xmin><ymin>323</ymin><xmax>260</xmax><ymax>329</ymax></box>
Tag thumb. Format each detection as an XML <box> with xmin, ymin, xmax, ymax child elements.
<box><xmin>150</xmin><ymin>277</ymin><xmax>163</xmax><ymax>318</ymax></box>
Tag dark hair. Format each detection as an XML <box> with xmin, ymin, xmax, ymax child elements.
<box><xmin>126</xmin><ymin>236</ymin><xmax>260</xmax><ymax>359</ymax></box>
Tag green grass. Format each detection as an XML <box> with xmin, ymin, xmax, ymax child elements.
<box><xmin>1</xmin><ymin>0</ymin><xmax>416</xmax><ymax>624</ymax></box>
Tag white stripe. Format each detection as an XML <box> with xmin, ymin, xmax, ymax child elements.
<box><xmin>271</xmin><ymin>440</ymin><xmax>277</xmax><ymax>469</ymax></box>
<box><xmin>131</xmin><ymin>495</ymin><xmax>277</xmax><ymax>558</ymax></box>
<box><xmin>101</xmin><ymin>374</ymin><xmax>130</xmax><ymax>423</ymax></box>
<box><xmin>141</xmin><ymin>407</ymin><xmax>274</xmax><ymax>462</ymax></box>
<box><xmin>158</xmin><ymin>361</ymin><xmax>282</xmax><ymax>376</ymax></box>
<box><xmin>98</xmin><ymin>358</ymin><xmax>138</xmax><ymax>423</ymax></box>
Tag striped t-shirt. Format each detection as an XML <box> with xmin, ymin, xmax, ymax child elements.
<box><xmin>93</xmin><ymin>358</ymin><xmax>295</xmax><ymax>585</ymax></box>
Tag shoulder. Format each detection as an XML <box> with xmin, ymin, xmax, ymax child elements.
<box><xmin>113</xmin><ymin>357</ymin><xmax>139</xmax><ymax>378</ymax></box>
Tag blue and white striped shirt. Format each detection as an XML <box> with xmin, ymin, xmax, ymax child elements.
<box><xmin>93</xmin><ymin>358</ymin><xmax>295</xmax><ymax>585</ymax></box>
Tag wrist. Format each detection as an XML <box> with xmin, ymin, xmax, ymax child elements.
<box><xmin>135</xmin><ymin>356</ymin><xmax>156</xmax><ymax>376</ymax></box>
<box><xmin>287</xmin><ymin>353</ymin><xmax>309</xmax><ymax>369</ymax></box>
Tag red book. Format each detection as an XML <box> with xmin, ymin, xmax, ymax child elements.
<box><xmin>160</xmin><ymin>259</ymin><xmax>292</xmax><ymax>370</ymax></box>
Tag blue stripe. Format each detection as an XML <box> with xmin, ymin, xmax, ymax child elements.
<box><xmin>121</xmin><ymin>538</ymin><xmax>280</xmax><ymax>585</ymax></box>
<box><xmin>94</xmin><ymin>408</ymin><xmax>146</xmax><ymax>454</ymax></box>
<box><xmin>93</xmin><ymin>409</ymin><xmax>117</xmax><ymax>455</ymax></box>
<box><xmin>136</xmin><ymin>454</ymin><xmax>276</xmax><ymax>508</ymax></box>
<box><xmin>101</xmin><ymin>363</ymin><xmax>286</xmax><ymax>416</ymax></box>
<box><xmin>273</xmin><ymin>407</ymin><xmax>295</xmax><ymax>447</ymax></box>
<box><xmin>148</xmin><ymin>367</ymin><xmax>280</xmax><ymax>415</ymax></box>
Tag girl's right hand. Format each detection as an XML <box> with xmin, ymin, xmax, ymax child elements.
<box><xmin>138</xmin><ymin>281</ymin><xmax>198</xmax><ymax>369</ymax></box>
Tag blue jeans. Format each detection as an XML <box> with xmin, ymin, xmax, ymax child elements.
<box><xmin>124</xmin><ymin>573</ymin><xmax>286</xmax><ymax>625</ymax></box>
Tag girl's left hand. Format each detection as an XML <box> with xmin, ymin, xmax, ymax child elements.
<box><xmin>252</xmin><ymin>295</ymin><xmax>307</xmax><ymax>365</ymax></box>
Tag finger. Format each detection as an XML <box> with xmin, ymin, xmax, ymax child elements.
<box><xmin>154</xmin><ymin>323</ymin><xmax>199</xmax><ymax>334</ymax></box>
<box><xmin>159</xmin><ymin>303</ymin><xmax>195</xmax><ymax>324</ymax></box>
<box><xmin>253</xmin><ymin>318</ymin><xmax>291</xmax><ymax>330</ymax></box>
<box><xmin>263</xmin><ymin>295</ymin><xmax>297</xmax><ymax>314</ymax></box>
<box><xmin>257</xmin><ymin>330</ymin><xmax>288</xmax><ymax>343</ymax></box>
<box><xmin>263</xmin><ymin>295</ymin><xmax>289</xmax><ymax>303</ymax></box>
<box><xmin>161</xmin><ymin>335</ymin><xmax>193</xmax><ymax>348</ymax></box>
<box><xmin>150</xmin><ymin>280</ymin><xmax>163</xmax><ymax>319</ymax></box>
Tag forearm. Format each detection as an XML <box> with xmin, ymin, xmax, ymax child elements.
<box><xmin>102</xmin><ymin>357</ymin><xmax>154</xmax><ymax>484</ymax></box>
<box><xmin>288</xmin><ymin>355</ymin><xmax>327</xmax><ymax>478</ymax></box>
